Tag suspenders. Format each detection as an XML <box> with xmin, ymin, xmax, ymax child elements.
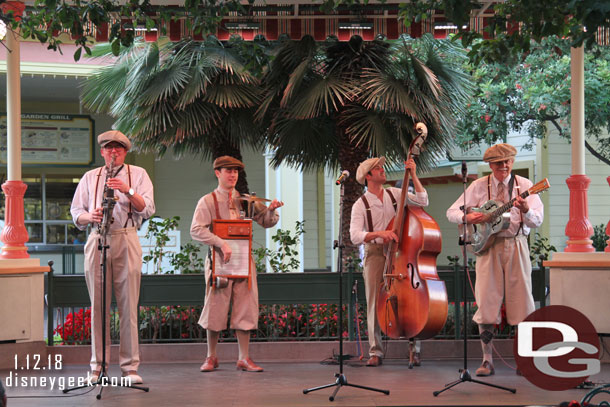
<box><xmin>360</xmin><ymin>189</ymin><xmax>397</xmax><ymax>233</ymax></box>
<box><xmin>211</xmin><ymin>191</ymin><xmax>222</xmax><ymax>220</ymax></box>
<box><xmin>93</xmin><ymin>164</ymin><xmax>134</xmax><ymax>229</ymax></box>
<box><xmin>124</xmin><ymin>165</ymin><xmax>134</xmax><ymax>227</ymax></box>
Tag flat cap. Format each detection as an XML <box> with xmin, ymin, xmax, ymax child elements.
<box><xmin>97</xmin><ymin>130</ymin><xmax>132</xmax><ymax>151</ymax></box>
<box><xmin>213</xmin><ymin>155</ymin><xmax>245</xmax><ymax>170</ymax></box>
<box><xmin>483</xmin><ymin>143</ymin><xmax>517</xmax><ymax>163</ymax></box>
<box><xmin>356</xmin><ymin>156</ymin><xmax>386</xmax><ymax>185</ymax></box>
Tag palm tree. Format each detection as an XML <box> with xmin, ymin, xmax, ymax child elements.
<box><xmin>81</xmin><ymin>37</ymin><xmax>265</xmax><ymax>194</ymax></box>
<box><xmin>257</xmin><ymin>33</ymin><xmax>473</xmax><ymax>260</ymax></box>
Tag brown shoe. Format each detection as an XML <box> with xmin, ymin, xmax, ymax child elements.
<box><xmin>475</xmin><ymin>360</ymin><xmax>495</xmax><ymax>376</ymax></box>
<box><xmin>366</xmin><ymin>356</ymin><xmax>382</xmax><ymax>367</ymax></box>
<box><xmin>236</xmin><ymin>358</ymin><xmax>263</xmax><ymax>372</ymax></box>
<box><xmin>200</xmin><ymin>356</ymin><xmax>219</xmax><ymax>372</ymax></box>
<box><xmin>413</xmin><ymin>352</ymin><xmax>421</xmax><ymax>367</ymax></box>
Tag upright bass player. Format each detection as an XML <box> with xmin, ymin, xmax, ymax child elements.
<box><xmin>349</xmin><ymin>156</ymin><xmax>428</xmax><ymax>367</ymax></box>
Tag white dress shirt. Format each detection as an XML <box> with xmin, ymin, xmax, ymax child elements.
<box><xmin>446</xmin><ymin>174</ymin><xmax>543</xmax><ymax>237</ymax></box>
<box><xmin>71</xmin><ymin>164</ymin><xmax>155</xmax><ymax>231</ymax></box>
<box><xmin>350</xmin><ymin>187</ymin><xmax>428</xmax><ymax>246</ymax></box>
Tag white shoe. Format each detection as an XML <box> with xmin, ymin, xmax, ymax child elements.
<box><xmin>123</xmin><ymin>371</ymin><xmax>143</xmax><ymax>384</ymax></box>
<box><xmin>88</xmin><ymin>370</ymin><xmax>101</xmax><ymax>384</ymax></box>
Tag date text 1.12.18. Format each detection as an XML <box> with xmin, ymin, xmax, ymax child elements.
<box><xmin>14</xmin><ymin>354</ymin><xmax>63</xmax><ymax>370</ymax></box>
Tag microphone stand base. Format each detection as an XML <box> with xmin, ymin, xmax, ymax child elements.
<box><xmin>433</xmin><ymin>369</ymin><xmax>516</xmax><ymax>397</ymax></box>
<box><xmin>303</xmin><ymin>373</ymin><xmax>390</xmax><ymax>402</ymax></box>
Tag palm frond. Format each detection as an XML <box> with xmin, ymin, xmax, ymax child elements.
<box><xmin>288</xmin><ymin>74</ymin><xmax>354</xmax><ymax>119</ymax></box>
<box><xmin>280</xmin><ymin>56</ymin><xmax>313</xmax><ymax>108</ymax></box>
<box><xmin>80</xmin><ymin>63</ymin><xmax>130</xmax><ymax>113</ymax></box>
<box><xmin>268</xmin><ymin>116</ymin><xmax>337</xmax><ymax>171</ymax></box>
<box><xmin>128</xmin><ymin>60</ymin><xmax>191</xmax><ymax>109</ymax></box>
<box><xmin>409</xmin><ymin>52</ymin><xmax>442</xmax><ymax>100</ymax></box>
<box><xmin>359</xmin><ymin>69</ymin><xmax>421</xmax><ymax>117</ymax></box>
<box><xmin>83</xmin><ymin>38</ymin><xmax>263</xmax><ymax>159</ymax></box>
<box><xmin>122</xmin><ymin>42</ymin><xmax>162</xmax><ymax>99</ymax></box>
<box><xmin>256</xmin><ymin>36</ymin><xmax>319</xmax><ymax>121</ymax></box>
<box><xmin>202</xmin><ymin>77</ymin><xmax>261</xmax><ymax>109</ymax></box>
<box><xmin>342</xmin><ymin>105</ymin><xmax>389</xmax><ymax>155</ymax></box>
<box><xmin>325</xmin><ymin>36</ymin><xmax>391</xmax><ymax>75</ymax></box>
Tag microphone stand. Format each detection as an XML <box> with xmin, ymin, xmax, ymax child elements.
<box><xmin>351</xmin><ymin>279</ymin><xmax>363</xmax><ymax>360</ymax></box>
<box><xmin>434</xmin><ymin>161</ymin><xmax>516</xmax><ymax>396</ymax></box>
<box><xmin>303</xmin><ymin>177</ymin><xmax>389</xmax><ymax>401</ymax></box>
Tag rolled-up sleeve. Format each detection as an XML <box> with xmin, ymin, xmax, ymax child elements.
<box><xmin>523</xmin><ymin>194</ymin><xmax>544</xmax><ymax>228</ymax></box>
<box><xmin>349</xmin><ymin>199</ymin><xmax>367</xmax><ymax>246</ymax></box>
<box><xmin>252</xmin><ymin>202</ymin><xmax>279</xmax><ymax>228</ymax></box>
<box><xmin>447</xmin><ymin>199</ymin><xmax>465</xmax><ymax>224</ymax></box>
<box><xmin>447</xmin><ymin>186</ymin><xmax>478</xmax><ymax>224</ymax></box>
<box><xmin>388</xmin><ymin>187</ymin><xmax>428</xmax><ymax>207</ymax></box>
<box><xmin>135</xmin><ymin>170</ymin><xmax>155</xmax><ymax>219</ymax></box>
<box><xmin>408</xmin><ymin>191</ymin><xmax>428</xmax><ymax>207</ymax></box>
<box><xmin>70</xmin><ymin>173</ymin><xmax>91</xmax><ymax>231</ymax></box>
<box><xmin>190</xmin><ymin>196</ymin><xmax>225</xmax><ymax>248</ymax></box>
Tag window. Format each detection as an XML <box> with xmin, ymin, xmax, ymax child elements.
<box><xmin>0</xmin><ymin>173</ymin><xmax>85</xmax><ymax>246</ymax></box>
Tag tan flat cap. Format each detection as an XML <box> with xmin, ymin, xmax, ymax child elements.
<box><xmin>97</xmin><ymin>130</ymin><xmax>132</xmax><ymax>151</ymax></box>
<box><xmin>483</xmin><ymin>143</ymin><xmax>517</xmax><ymax>163</ymax></box>
<box><xmin>213</xmin><ymin>155</ymin><xmax>245</xmax><ymax>170</ymax></box>
<box><xmin>356</xmin><ymin>157</ymin><xmax>386</xmax><ymax>185</ymax></box>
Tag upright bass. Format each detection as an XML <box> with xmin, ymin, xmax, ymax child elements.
<box><xmin>376</xmin><ymin>123</ymin><xmax>448</xmax><ymax>342</ymax></box>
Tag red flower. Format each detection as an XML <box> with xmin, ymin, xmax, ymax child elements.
<box><xmin>55</xmin><ymin>308</ymin><xmax>92</xmax><ymax>345</ymax></box>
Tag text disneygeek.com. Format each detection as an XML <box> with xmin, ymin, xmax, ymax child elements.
<box><xmin>4</xmin><ymin>371</ymin><xmax>133</xmax><ymax>391</ymax></box>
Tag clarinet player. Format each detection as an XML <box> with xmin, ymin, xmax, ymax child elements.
<box><xmin>71</xmin><ymin>130</ymin><xmax>155</xmax><ymax>384</ymax></box>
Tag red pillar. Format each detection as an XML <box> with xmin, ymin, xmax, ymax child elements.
<box><xmin>564</xmin><ymin>175</ymin><xmax>595</xmax><ymax>252</ymax></box>
<box><xmin>1</xmin><ymin>181</ymin><xmax>29</xmax><ymax>258</ymax></box>
<box><xmin>0</xmin><ymin>1</ymin><xmax>29</xmax><ymax>259</ymax></box>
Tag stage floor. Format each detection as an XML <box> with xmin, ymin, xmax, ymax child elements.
<box><xmin>3</xmin><ymin>358</ymin><xmax>609</xmax><ymax>407</ymax></box>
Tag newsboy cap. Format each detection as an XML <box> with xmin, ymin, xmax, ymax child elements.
<box><xmin>213</xmin><ymin>155</ymin><xmax>245</xmax><ymax>170</ymax></box>
<box><xmin>97</xmin><ymin>130</ymin><xmax>132</xmax><ymax>151</ymax></box>
<box><xmin>483</xmin><ymin>143</ymin><xmax>517</xmax><ymax>163</ymax></box>
<box><xmin>356</xmin><ymin>156</ymin><xmax>386</xmax><ymax>185</ymax></box>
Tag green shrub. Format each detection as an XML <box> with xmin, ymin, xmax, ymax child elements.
<box><xmin>592</xmin><ymin>224</ymin><xmax>608</xmax><ymax>252</ymax></box>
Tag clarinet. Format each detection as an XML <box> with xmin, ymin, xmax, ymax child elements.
<box><xmin>98</xmin><ymin>155</ymin><xmax>118</xmax><ymax>238</ymax></box>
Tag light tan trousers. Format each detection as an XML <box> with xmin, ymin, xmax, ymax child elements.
<box><xmin>363</xmin><ymin>244</ymin><xmax>385</xmax><ymax>358</ymax></box>
<box><xmin>85</xmin><ymin>228</ymin><xmax>142</xmax><ymax>373</ymax></box>
<box><xmin>198</xmin><ymin>257</ymin><xmax>259</xmax><ymax>332</ymax></box>
<box><xmin>473</xmin><ymin>235</ymin><xmax>535</xmax><ymax>326</ymax></box>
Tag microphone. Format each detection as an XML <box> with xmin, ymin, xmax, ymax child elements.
<box><xmin>461</xmin><ymin>161</ymin><xmax>468</xmax><ymax>183</ymax></box>
<box><xmin>335</xmin><ymin>170</ymin><xmax>350</xmax><ymax>185</ymax></box>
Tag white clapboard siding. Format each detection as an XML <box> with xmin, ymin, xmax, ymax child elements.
<box><xmin>302</xmin><ymin>170</ymin><xmax>320</xmax><ymax>270</ymax></box>
<box><xmin>546</xmin><ymin>128</ymin><xmax>610</xmax><ymax>250</ymax></box>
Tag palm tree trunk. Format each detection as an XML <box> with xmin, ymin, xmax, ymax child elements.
<box><xmin>337</xmin><ymin>128</ymin><xmax>368</xmax><ymax>267</ymax></box>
